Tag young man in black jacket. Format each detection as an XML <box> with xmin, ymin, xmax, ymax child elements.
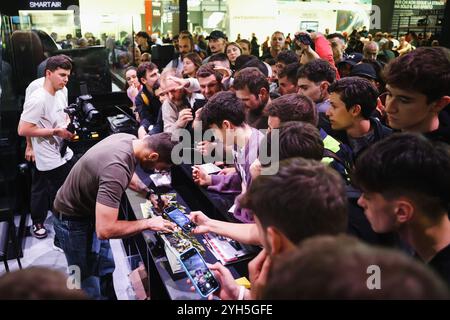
<box><xmin>326</xmin><ymin>77</ymin><xmax>392</xmax><ymax>160</ymax></box>
<box><xmin>135</xmin><ymin>62</ymin><xmax>163</xmax><ymax>138</ymax></box>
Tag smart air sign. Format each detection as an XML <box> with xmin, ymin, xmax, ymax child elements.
<box><xmin>29</xmin><ymin>1</ymin><xmax>63</xmax><ymax>8</ymax></box>
<box><xmin>23</xmin><ymin>0</ymin><xmax>79</xmax><ymax>10</ymax></box>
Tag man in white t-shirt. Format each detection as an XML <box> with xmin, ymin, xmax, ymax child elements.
<box><xmin>18</xmin><ymin>55</ymin><xmax>75</xmax><ymax>239</ymax></box>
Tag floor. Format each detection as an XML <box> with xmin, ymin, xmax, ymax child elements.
<box><xmin>0</xmin><ymin>212</ymin><xmax>135</xmax><ymax>300</ymax></box>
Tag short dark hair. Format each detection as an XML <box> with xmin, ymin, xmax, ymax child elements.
<box><xmin>45</xmin><ymin>54</ymin><xmax>72</xmax><ymax>72</ymax></box>
<box><xmin>208</xmin><ymin>53</ymin><xmax>228</xmax><ymax>63</ymax></box>
<box><xmin>200</xmin><ymin>91</ymin><xmax>246</xmax><ymax>128</ymax></box>
<box><xmin>327</xmin><ymin>33</ymin><xmax>346</xmax><ymax>43</ymax></box>
<box><xmin>233</xmin><ymin>67</ymin><xmax>269</xmax><ymax>96</ymax></box>
<box><xmin>144</xmin><ymin>132</ymin><xmax>177</xmax><ymax>164</ymax></box>
<box><xmin>239</xmin><ymin>59</ymin><xmax>269</xmax><ymax>77</ymax></box>
<box><xmin>263</xmin><ymin>122</ymin><xmax>324</xmax><ymax>164</ymax></box>
<box><xmin>262</xmin><ymin>235</ymin><xmax>450</xmax><ymax>299</ymax></box>
<box><xmin>297</xmin><ymin>59</ymin><xmax>336</xmax><ymax>84</ymax></box>
<box><xmin>328</xmin><ymin>77</ymin><xmax>379</xmax><ymax>119</ymax></box>
<box><xmin>235</xmin><ymin>55</ymin><xmax>256</xmax><ymax>70</ymax></box>
<box><xmin>353</xmin><ymin>133</ymin><xmax>450</xmax><ymax>219</ymax></box>
<box><xmin>265</xmin><ymin>58</ymin><xmax>276</xmax><ymax>66</ymax></box>
<box><xmin>266</xmin><ymin>94</ymin><xmax>318</xmax><ymax>126</ymax></box>
<box><xmin>196</xmin><ymin>62</ymin><xmax>223</xmax><ymax>82</ymax></box>
<box><xmin>136</xmin><ymin>31</ymin><xmax>150</xmax><ymax>40</ymax></box>
<box><xmin>137</xmin><ymin>62</ymin><xmax>158</xmax><ymax>85</ymax></box>
<box><xmin>276</xmin><ymin>50</ymin><xmax>299</xmax><ymax>65</ymax></box>
<box><xmin>240</xmin><ymin>158</ymin><xmax>347</xmax><ymax>244</ymax></box>
<box><xmin>383</xmin><ymin>47</ymin><xmax>450</xmax><ymax>103</ymax></box>
<box><xmin>278</xmin><ymin>62</ymin><xmax>301</xmax><ymax>85</ymax></box>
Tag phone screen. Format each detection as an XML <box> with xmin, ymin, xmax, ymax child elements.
<box><xmin>179</xmin><ymin>248</ymin><xmax>220</xmax><ymax>297</ymax></box>
<box><xmin>164</xmin><ymin>206</ymin><xmax>195</xmax><ymax>232</ymax></box>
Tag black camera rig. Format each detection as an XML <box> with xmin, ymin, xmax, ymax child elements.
<box><xmin>60</xmin><ymin>94</ymin><xmax>102</xmax><ymax>157</ymax></box>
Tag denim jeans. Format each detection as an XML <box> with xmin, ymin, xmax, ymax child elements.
<box><xmin>53</xmin><ymin>215</ymin><xmax>116</xmax><ymax>300</ymax></box>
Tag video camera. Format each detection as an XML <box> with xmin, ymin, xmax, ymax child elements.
<box><xmin>60</xmin><ymin>94</ymin><xmax>102</xmax><ymax>157</ymax></box>
<box><xmin>64</xmin><ymin>94</ymin><xmax>101</xmax><ymax>136</ymax></box>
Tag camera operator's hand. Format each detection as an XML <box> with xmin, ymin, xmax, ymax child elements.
<box><xmin>146</xmin><ymin>216</ymin><xmax>176</xmax><ymax>233</ymax></box>
<box><xmin>192</xmin><ymin>165</ymin><xmax>212</xmax><ymax>186</ymax></box>
<box><xmin>25</xmin><ymin>142</ymin><xmax>35</xmax><ymax>162</ymax></box>
<box><xmin>188</xmin><ymin>211</ymin><xmax>212</xmax><ymax>234</ymax></box>
<box><xmin>53</xmin><ymin>128</ymin><xmax>75</xmax><ymax>140</ymax></box>
<box><xmin>176</xmin><ymin>108</ymin><xmax>194</xmax><ymax>128</ymax></box>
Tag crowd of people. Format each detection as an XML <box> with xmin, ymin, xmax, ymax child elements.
<box><xmin>10</xmin><ymin>24</ymin><xmax>450</xmax><ymax>300</ymax></box>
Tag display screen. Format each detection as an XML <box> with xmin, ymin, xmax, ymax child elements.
<box><xmin>165</xmin><ymin>206</ymin><xmax>195</xmax><ymax>232</ymax></box>
<box><xmin>179</xmin><ymin>248</ymin><xmax>219</xmax><ymax>297</ymax></box>
<box><xmin>52</xmin><ymin>46</ymin><xmax>112</xmax><ymax>100</ymax></box>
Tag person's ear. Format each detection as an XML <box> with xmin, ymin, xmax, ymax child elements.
<box><xmin>140</xmin><ymin>77</ymin><xmax>147</xmax><ymax>85</ymax></box>
<box><xmin>259</xmin><ymin>87</ymin><xmax>269</xmax><ymax>100</ymax></box>
<box><xmin>147</xmin><ymin>151</ymin><xmax>159</xmax><ymax>162</ymax></box>
<box><xmin>320</xmin><ymin>81</ymin><xmax>330</xmax><ymax>92</ymax></box>
<box><xmin>222</xmin><ymin>120</ymin><xmax>233</xmax><ymax>130</ymax></box>
<box><xmin>431</xmin><ymin>96</ymin><xmax>450</xmax><ymax>113</ymax></box>
<box><xmin>351</xmin><ymin>104</ymin><xmax>362</xmax><ymax>117</ymax></box>
<box><xmin>394</xmin><ymin>199</ymin><xmax>414</xmax><ymax>224</ymax></box>
<box><xmin>266</xmin><ymin>226</ymin><xmax>283</xmax><ymax>255</ymax></box>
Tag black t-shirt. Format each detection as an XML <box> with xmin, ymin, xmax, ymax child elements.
<box><xmin>429</xmin><ymin>244</ymin><xmax>450</xmax><ymax>287</ymax></box>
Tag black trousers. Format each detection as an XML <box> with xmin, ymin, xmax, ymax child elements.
<box><xmin>30</xmin><ymin>159</ymin><xmax>74</xmax><ymax>225</ymax></box>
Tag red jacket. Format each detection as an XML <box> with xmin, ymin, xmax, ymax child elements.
<box><xmin>314</xmin><ymin>34</ymin><xmax>340</xmax><ymax>80</ymax></box>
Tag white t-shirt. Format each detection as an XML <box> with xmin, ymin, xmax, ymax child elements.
<box><xmin>26</xmin><ymin>77</ymin><xmax>68</xmax><ymax>101</ymax></box>
<box><xmin>20</xmin><ymin>87</ymin><xmax>73</xmax><ymax>171</ymax></box>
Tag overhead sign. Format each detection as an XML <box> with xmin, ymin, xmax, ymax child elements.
<box><xmin>22</xmin><ymin>0</ymin><xmax>79</xmax><ymax>10</ymax></box>
<box><xmin>394</xmin><ymin>0</ymin><xmax>446</xmax><ymax>10</ymax></box>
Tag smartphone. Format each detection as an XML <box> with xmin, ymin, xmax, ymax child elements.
<box><xmin>179</xmin><ymin>247</ymin><xmax>220</xmax><ymax>298</ymax></box>
<box><xmin>164</xmin><ymin>206</ymin><xmax>197</xmax><ymax>233</ymax></box>
<box><xmin>296</xmin><ymin>33</ymin><xmax>312</xmax><ymax>46</ymax></box>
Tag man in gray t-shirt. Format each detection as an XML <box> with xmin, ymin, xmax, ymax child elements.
<box><xmin>53</xmin><ymin>132</ymin><xmax>176</xmax><ymax>299</ymax></box>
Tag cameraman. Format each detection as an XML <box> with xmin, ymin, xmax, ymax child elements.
<box><xmin>18</xmin><ymin>55</ymin><xmax>75</xmax><ymax>239</ymax></box>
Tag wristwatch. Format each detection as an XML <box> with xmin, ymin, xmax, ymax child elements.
<box><xmin>145</xmin><ymin>188</ymin><xmax>155</xmax><ymax>200</ymax></box>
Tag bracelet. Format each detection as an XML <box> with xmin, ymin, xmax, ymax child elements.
<box><xmin>237</xmin><ymin>285</ymin><xmax>245</xmax><ymax>300</ymax></box>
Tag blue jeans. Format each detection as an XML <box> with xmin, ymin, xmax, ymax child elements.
<box><xmin>53</xmin><ymin>215</ymin><xmax>116</xmax><ymax>300</ymax></box>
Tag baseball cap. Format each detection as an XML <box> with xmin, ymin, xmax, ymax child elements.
<box><xmin>349</xmin><ymin>63</ymin><xmax>377</xmax><ymax>80</ymax></box>
<box><xmin>206</xmin><ymin>30</ymin><xmax>226</xmax><ymax>40</ymax></box>
<box><xmin>337</xmin><ymin>52</ymin><xmax>363</xmax><ymax>67</ymax></box>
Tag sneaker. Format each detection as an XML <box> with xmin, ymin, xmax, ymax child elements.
<box><xmin>32</xmin><ymin>223</ymin><xmax>48</xmax><ymax>239</ymax></box>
